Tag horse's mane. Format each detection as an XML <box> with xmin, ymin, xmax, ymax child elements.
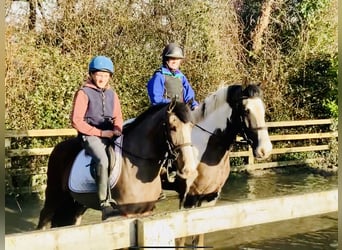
<box><xmin>197</xmin><ymin>87</ymin><xmax>229</xmax><ymax>119</ymax></box>
<box><xmin>227</xmin><ymin>83</ymin><xmax>263</xmax><ymax>106</ymax></box>
<box><xmin>172</xmin><ymin>102</ymin><xmax>193</xmax><ymax>123</ymax></box>
<box><xmin>123</xmin><ymin>102</ymin><xmax>191</xmax><ymax>134</ymax></box>
<box><xmin>193</xmin><ymin>83</ymin><xmax>262</xmax><ymax>122</ymax></box>
<box><xmin>242</xmin><ymin>83</ymin><xmax>263</xmax><ymax>98</ymax></box>
<box><xmin>123</xmin><ymin>104</ymin><xmax>167</xmax><ymax>133</ymax></box>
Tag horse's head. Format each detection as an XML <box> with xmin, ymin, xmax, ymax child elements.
<box><xmin>164</xmin><ymin>100</ymin><xmax>198</xmax><ymax>179</ymax></box>
<box><xmin>231</xmin><ymin>84</ymin><xmax>273</xmax><ymax>159</ymax></box>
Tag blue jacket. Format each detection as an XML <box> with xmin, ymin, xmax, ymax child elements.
<box><xmin>146</xmin><ymin>66</ymin><xmax>199</xmax><ymax>110</ymax></box>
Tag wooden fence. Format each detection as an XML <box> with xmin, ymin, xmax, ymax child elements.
<box><xmin>5</xmin><ymin>119</ymin><xmax>337</xmax><ymax>194</ymax></box>
<box><xmin>5</xmin><ymin>189</ymin><xmax>338</xmax><ymax>249</ymax></box>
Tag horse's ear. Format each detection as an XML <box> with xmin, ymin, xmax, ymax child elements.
<box><xmin>168</xmin><ymin>98</ymin><xmax>177</xmax><ymax>113</ymax></box>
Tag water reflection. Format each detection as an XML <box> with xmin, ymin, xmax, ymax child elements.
<box><xmin>205</xmin><ymin>212</ymin><xmax>338</xmax><ymax>249</ymax></box>
<box><xmin>220</xmin><ymin>170</ymin><xmax>338</xmax><ymax>201</ymax></box>
<box><xmin>5</xmin><ymin>195</ymin><xmax>44</xmax><ymax>234</ymax></box>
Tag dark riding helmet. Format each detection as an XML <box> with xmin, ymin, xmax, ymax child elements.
<box><xmin>88</xmin><ymin>56</ymin><xmax>114</xmax><ymax>75</ymax></box>
<box><xmin>162</xmin><ymin>43</ymin><xmax>184</xmax><ymax>64</ymax></box>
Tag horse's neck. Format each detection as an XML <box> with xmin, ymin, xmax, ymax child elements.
<box><xmin>195</xmin><ymin>104</ymin><xmax>231</xmax><ymax>132</ymax></box>
<box><xmin>192</xmin><ymin>87</ymin><xmax>232</xmax><ymax>131</ymax></box>
<box><xmin>124</xmin><ymin>115</ymin><xmax>165</xmax><ymax>157</ymax></box>
<box><xmin>192</xmin><ymin>87</ymin><xmax>245</xmax><ymax>160</ymax></box>
<box><xmin>192</xmin><ymin>103</ymin><xmax>233</xmax><ymax>160</ymax></box>
<box><xmin>192</xmin><ymin>87</ymin><xmax>229</xmax><ymax>121</ymax></box>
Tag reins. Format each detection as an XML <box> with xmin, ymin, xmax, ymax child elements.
<box><xmin>194</xmin><ymin>124</ymin><xmax>215</xmax><ymax>135</ymax></box>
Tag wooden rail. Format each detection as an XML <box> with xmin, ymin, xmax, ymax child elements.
<box><xmin>5</xmin><ymin>119</ymin><xmax>336</xmax><ymax>157</ymax></box>
<box><xmin>5</xmin><ymin>119</ymin><xmax>337</xmax><ymax>194</ymax></box>
<box><xmin>5</xmin><ymin>217</ymin><xmax>136</xmax><ymax>250</ymax></box>
<box><xmin>5</xmin><ymin>189</ymin><xmax>337</xmax><ymax>249</ymax></box>
<box><xmin>137</xmin><ymin>189</ymin><xmax>337</xmax><ymax>247</ymax></box>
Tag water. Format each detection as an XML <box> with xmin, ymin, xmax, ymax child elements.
<box><xmin>5</xmin><ymin>167</ymin><xmax>338</xmax><ymax>249</ymax></box>
<box><xmin>205</xmin><ymin>213</ymin><xmax>338</xmax><ymax>249</ymax></box>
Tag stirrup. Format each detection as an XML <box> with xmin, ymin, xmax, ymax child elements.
<box><xmin>166</xmin><ymin>159</ymin><xmax>176</xmax><ymax>183</ymax></box>
<box><xmin>107</xmin><ymin>197</ymin><xmax>117</xmax><ymax>206</ymax></box>
<box><xmin>105</xmin><ymin>182</ymin><xmax>117</xmax><ymax>207</ymax></box>
<box><xmin>167</xmin><ymin>171</ymin><xmax>177</xmax><ymax>183</ymax></box>
<box><xmin>100</xmin><ymin>200</ymin><xmax>111</xmax><ymax>208</ymax></box>
<box><xmin>158</xmin><ymin>191</ymin><xmax>167</xmax><ymax>201</ymax></box>
<box><xmin>101</xmin><ymin>198</ymin><xmax>116</xmax><ymax>207</ymax></box>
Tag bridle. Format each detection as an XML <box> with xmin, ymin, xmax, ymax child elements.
<box><xmin>162</xmin><ymin>103</ymin><xmax>193</xmax><ymax>167</ymax></box>
<box><xmin>237</xmin><ymin>96</ymin><xmax>268</xmax><ymax>147</ymax></box>
<box><xmin>194</xmin><ymin>95</ymin><xmax>268</xmax><ymax>148</ymax></box>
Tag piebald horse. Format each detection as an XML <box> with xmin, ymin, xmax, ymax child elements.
<box><xmin>162</xmin><ymin>83</ymin><xmax>273</xmax><ymax>247</ymax></box>
<box><xmin>37</xmin><ymin>101</ymin><xmax>198</xmax><ymax>229</ymax></box>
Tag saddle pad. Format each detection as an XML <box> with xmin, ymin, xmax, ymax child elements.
<box><xmin>68</xmin><ymin>136</ymin><xmax>123</xmax><ymax>193</ymax></box>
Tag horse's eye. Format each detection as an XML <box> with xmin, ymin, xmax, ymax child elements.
<box><xmin>244</xmin><ymin>109</ymin><xmax>250</xmax><ymax>115</ymax></box>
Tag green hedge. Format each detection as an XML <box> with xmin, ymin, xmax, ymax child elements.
<box><xmin>6</xmin><ymin>0</ymin><xmax>337</xmax><ymax>128</ymax></box>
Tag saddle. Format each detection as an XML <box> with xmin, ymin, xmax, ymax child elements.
<box><xmin>68</xmin><ymin>136</ymin><xmax>123</xmax><ymax>193</ymax></box>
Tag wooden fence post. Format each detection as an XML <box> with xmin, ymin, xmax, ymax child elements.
<box><xmin>137</xmin><ymin>216</ymin><xmax>176</xmax><ymax>248</ymax></box>
<box><xmin>5</xmin><ymin>137</ymin><xmax>11</xmax><ymax>168</ymax></box>
<box><xmin>5</xmin><ymin>137</ymin><xmax>13</xmax><ymax>192</ymax></box>
<box><xmin>248</xmin><ymin>145</ymin><xmax>254</xmax><ymax>165</ymax></box>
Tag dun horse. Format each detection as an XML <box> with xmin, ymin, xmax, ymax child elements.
<box><xmin>37</xmin><ymin>101</ymin><xmax>198</xmax><ymax>229</ymax></box>
<box><xmin>162</xmin><ymin>83</ymin><xmax>273</xmax><ymax>246</ymax></box>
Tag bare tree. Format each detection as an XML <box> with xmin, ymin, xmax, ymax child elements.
<box><xmin>250</xmin><ymin>0</ymin><xmax>275</xmax><ymax>54</ymax></box>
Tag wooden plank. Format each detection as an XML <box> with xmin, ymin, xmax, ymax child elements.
<box><xmin>269</xmin><ymin>131</ymin><xmax>337</xmax><ymax>141</ymax></box>
<box><xmin>5</xmin><ymin>218</ymin><xmax>136</xmax><ymax>250</ymax></box>
<box><xmin>5</xmin><ymin>143</ymin><xmax>332</xmax><ymax>158</ymax></box>
<box><xmin>229</xmin><ymin>151</ymin><xmax>250</xmax><ymax>157</ymax></box>
<box><xmin>6</xmin><ymin>148</ymin><xmax>53</xmax><ymax>157</ymax></box>
<box><xmin>7</xmin><ymin>146</ymin><xmax>330</xmax><ymax>159</ymax></box>
<box><xmin>137</xmin><ymin>190</ymin><xmax>337</xmax><ymax>245</ymax></box>
<box><xmin>266</xmin><ymin>119</ymin><xmax>333</xmax><ymax>128</ymax></box>
<box><xmin>137</xmin><ymin>216</ymin><xmax>176</xmax><ymax>247</ymax></box>
<box><xmin>271</xmin><ymin>145</ymin><xmax>330</xmax><ymax>154</ymax></box>
<box><xmin>233</xmin><ymin>158</ymin><xmax>320</xmax><ymax>172</ymax></box>
<box><xmin>230</xmin><ymin>144</ymin><xmax>330</xmax><ymax>158</ymax></box>
<box><xmin>4</xmin><ymin>120</ymin><xmax>333</xmax><ymax>138</ymax></box>
<box><xmin>6</xmin><ymin>167</ymin><xmax>47</xmax><ymax>173</ymax></box>
<box><xmin>5</xmin><ymin>129</ymin><xmax>77</xmax><ymax>138</ymax></box>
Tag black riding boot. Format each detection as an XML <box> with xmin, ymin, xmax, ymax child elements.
<box><xmin>97</xmin><ymin>165</ymin><xmax>110</xmax><ymax>216</ymax></box>
<box><xmin>98</xmin><ymin>166</ymin><xmax>108</xmax><ymax>201</ymax></box>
